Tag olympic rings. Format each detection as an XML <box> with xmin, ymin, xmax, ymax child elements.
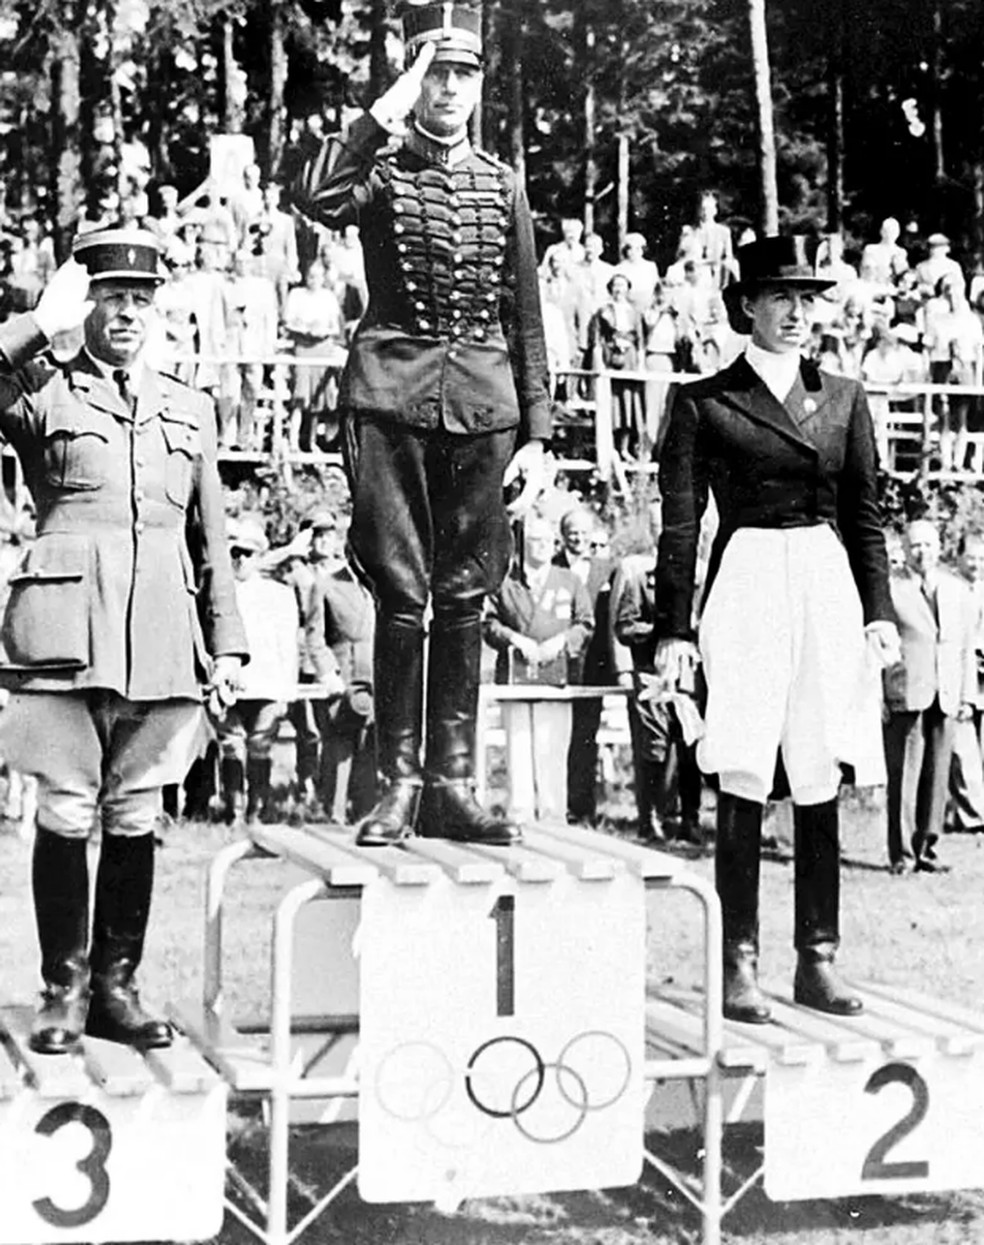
<box><xmin>557</xmin><ymin>1030</ymin><xmax>632</xmax><ymax>1112</ymax></box>
<box><xmin>465</xmin><ymin>1035</ymin><xmax>544</xmax><ymax>1119</ymax></box>
<box><xmin>511</xmin><ymin>1062</ymin><xmax>589</xmax><ymax>1145</ymax></box>
<box><xmin>374</xmin><ymin>1040</ymin><xmax>455</xmax><ymax>1122</ymax></box>
<box><xmin>374</xmin><ymin>1030</ymin><xmax>633</xmax><ymax>1145</ymax></box>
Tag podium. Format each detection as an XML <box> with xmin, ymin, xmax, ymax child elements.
<box><xmin>0</xmin><ymin>1006</ymin><xmax>225</xmax><ymax>1243</ymax></box>
<box><xmin>173</xmin><ymin>821</ymin><xmax>725</xmax><ymax>1245</ymax></box>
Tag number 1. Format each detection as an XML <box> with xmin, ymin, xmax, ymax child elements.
<box><xmin>490</xmin><ymin>895</ymin><xmax>515</xmax><ymax>1016</ymax></box>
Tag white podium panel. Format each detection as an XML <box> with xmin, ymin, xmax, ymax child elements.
<box><xmin>0</xmin><ymin>1082</ymin><xmax>227</xmax><ymax>1243</ymax></box>
<box><xmin>358</xmin><ymin>870</ymin><xmax>646</xmax><ymax>1205</ymax></box>
<box><xmin>765</xmin><ymin>1051</ymin><xmax>984</xmax><ymax>1201</ymax></box>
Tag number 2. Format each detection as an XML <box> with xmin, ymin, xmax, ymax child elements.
<box><xmin>489</xmin><ymin>895</ymin><xmax>515</xmax><ymax>1016</ymax></box>
<box><xmin>861</xmin><ymin>1062</ymin><xmax>930</xmax><ymax>1181</ymax></box>
<box><xmin>32</xmin><ymin>1101</ymin><xmax>113</xmax><ymax>1227</ymax></box>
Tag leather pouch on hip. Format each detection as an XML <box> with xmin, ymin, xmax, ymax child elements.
<box><xmin>1</xmin><ymin>554</ymin><xmax>88</xmax><ymax>668</ymax></box>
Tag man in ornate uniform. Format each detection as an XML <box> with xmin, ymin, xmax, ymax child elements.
<box><xmin>0</xmin><ymin>228</ymin><xmax>246</xmax><ymax>1053</ymax></box>
<box><xmin>293</xmin><ymin>1</ymin><xmax>551</xmax><ymax>847</ymax></box>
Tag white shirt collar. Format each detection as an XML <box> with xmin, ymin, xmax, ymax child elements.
<box><xmin>745</xmin><ymin>341</ymin><xmax>802</xmax><ymax>403</ymax></box>
<box><xmin>87</xmin><ymin>349</ymin><xmax>145</xmax><ymax>393</ymax></box>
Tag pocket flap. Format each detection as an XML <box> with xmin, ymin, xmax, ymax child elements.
<box><xmin>161</xmin><ymin>415</ymin><xmax>199</xmax><ymax>456</ymax></box>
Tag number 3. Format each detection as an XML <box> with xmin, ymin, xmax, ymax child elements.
<box><xmin>861</xmin><ymin>1062</ymin><xmax>930</xmax><ymax>1181</ymax></box>
<box><xmin>32</xmin><ymin>1102</ymin><xmax>113</xmax><ymax>1227</ymax></box>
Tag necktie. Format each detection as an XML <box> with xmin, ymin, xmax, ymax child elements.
<box><xmin>113</xmin><ymin>368</ymin><xmax>134</xmax><ymax>414</ymax></box>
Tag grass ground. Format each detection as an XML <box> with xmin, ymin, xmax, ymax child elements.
<box><xmin>1</xmin><ymin>775</ymin><xmax>983</xmax><ymax>1244</ymax></box>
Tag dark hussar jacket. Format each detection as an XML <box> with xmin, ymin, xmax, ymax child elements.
<box><xmin>292</xmin><ymin>114</ymin><xmax>551</xmax><ymax>442</ymax></box>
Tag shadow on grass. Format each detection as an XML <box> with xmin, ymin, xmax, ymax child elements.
<box><xmin>212</xmin><ymin>1115</ymin><xmax>982</xmax><ymax>1245</ymax></box>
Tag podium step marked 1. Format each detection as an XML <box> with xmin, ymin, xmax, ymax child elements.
<box><xmin>171</xmin><ymin>821</ymin><xmax>984</xmax><ymax>1245</ymax></box>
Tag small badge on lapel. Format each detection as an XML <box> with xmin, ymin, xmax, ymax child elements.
<box><xmin>803</xmin><ymin>397</ymin><xmax>817</xmax><ymax>415</ymax></box>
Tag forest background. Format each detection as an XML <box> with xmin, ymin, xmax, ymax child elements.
<box><xmin>3</xmin><ymin>0</ymin><xmax>983</xmax><ymax>272</ymax></box>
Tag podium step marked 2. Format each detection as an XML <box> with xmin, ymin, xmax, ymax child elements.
<box><xmin>172</xmin><ymin>822</ymin><xmax>984</xmax><ymax>1245</ymax></box>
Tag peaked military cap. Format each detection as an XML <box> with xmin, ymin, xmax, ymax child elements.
<box><xmin>399</xmin><ymin>0</ymin><xmax>483</xmax><ymax>68</ymax></box>
<box><xmin>72</xmin><ymin>224</ymin><xmax>165</xmax><ymax>284</ymax></box>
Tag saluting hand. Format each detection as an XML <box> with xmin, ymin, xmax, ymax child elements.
<box><xmin>34</xmin><ymin>259</ymin><xmax>94</xmax><ymax>340</ymax></box>
<box><xmin>370</xmin><ymin>41</ymin><xmax>436</xmax><ymax>134</ymax></box>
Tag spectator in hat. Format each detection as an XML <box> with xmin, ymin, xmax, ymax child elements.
<box><xmin>587</xmin><ymin>271</ymin><xmax>645</xmax><ymax>459</ymax></box>
<box><xmin>0</xmin><ymin>226</ymin><xmax>246</xmax><ymax>1053</ymax></box>
<box><xmin>214</xmin><ymin>515</ymin><xmax>298</xmax><ymax>827</ymax></box>
<box><xmin>539</xmin><ymin>216</ymin><xmax>586</xmax><ymax>278</ymax></box>
<box><xmin>656</xmin><ymin>234</ymin><xmax>899</xmax><ymax>1023</ymax></box>
<box><xmin>915</xmin><ymin>233</ymin><xmax>963</xmax><ymax>299</ymax></box>
<box><xmin>305</xmin><ymin>510</ymin><xmax>377</xmax><ymax>823</ymax></box>
<box><xmin>292</xmin><ymin>1</ymin><xmax>551</xmax><ymax>847</ymax></box>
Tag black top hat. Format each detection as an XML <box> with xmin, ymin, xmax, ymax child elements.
<box><xmin>723</xmin><ymin>235</ymin><xmax>834</xmax><ymax>332</ymax></box>
<box><xmin>72</xmin><ymin>225</ymin><xmax>165</xmax><ymax>285</ymax></box>
<box><xmin>399</xmin><ymin>0</ymin><xmax>482</xmax><ymax>67</ymax></box>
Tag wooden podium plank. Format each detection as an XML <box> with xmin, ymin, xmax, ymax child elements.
<box><xmin>760</xmin><ymin>980</ymin><xmax>936</xmax><ymax>1062</ymax></box>
<box><xmin>521</xmin><ymin>830</ymin><xmax>624</xmax><ymax>880</ymax></box>
<box><xmin>145</xmin><ymin>1038</ymin><xmax>223</xmax><ymax>1094</ymax></box>
<box><xmin>169</xmin><ymin>1001</ymin><xmax>273</xmax><ymax>1092</ymax></box>
<box><xmin>455</xmin><ymin>840</ymin><xmax>564</xmax><ymax>882</ymax></box>
<box><xmin>313</xmin><ymin>834</ymin><xmax>442</xmax><ymax>886</ymax></box>
<box><xmin>1</xmin><ymin>1006</ymin><xmax>90</xmax><ymax>1098</ymax></box>
<box><xmin>851</xmin><ymin>979</ymin><xmax>984</xmax><ymax>1039</ymax></box>
<box><xmin>654</xmin><ymin>986</ymin><xmax>796</xmax><ymax>1068</ymax></box>
<box><xmin>761</xmin><ymin>997</ymin><xmax>881</xmax><ymax>1064</ymax></box>
<box><xmin>251</xmin><ymin>825</ymin><xmax>378</xmax><ymax>887</ymax></box>
<box><xmin>401</xmin><ymin>838</ymin><xmax>506</xmax><ymax>884</ymax></box>
<box><xmin>849</xmin><ymin>985</ymin><xmax>984</xmax><ymax>1056</ymax></box>
<box><xmin>82</xmin><ymin>1035</ymin><xmax>156</xmax><ymax>1095</ymax></box>
<box><xmin>533</xmin><ymin>821</ymin><xmax>684</xmax><ymax>880</ymax></box>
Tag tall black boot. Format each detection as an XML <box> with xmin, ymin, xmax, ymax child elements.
<box><xmin>355</xmin><ymin>615</ymin><xmax>424</xmax><ymax>846</ymax></box>
<box><xmin>793</xmin><ymin>800</ymin><xmax>863</xmax><ymax>1016</ymax></box>
<box><xmin>220</xmin><ymin>756</ymin><xmax>245</xmax><ymax>827</ymax></box>
<box><xmin>30</xmin><ymin>829</ymin><xmax>90</xmax><ymax>1054</ymax></box>
<box><xmin>86</xmin><ymin>834</ymin><xmax>172</xmax><ymax>1049</ymax></box>
<box><xmin>716</xmin><ymin>792</ymin><xmax>771</xmax><ymax>1024</ymax></box>
<box><xmin>419</xmin><ymin>609</ymin><xmax>521</xmax><ymax>845</ymax></box>
<box><xmin>246</xmin><ymin>757</ymin><xmax>272</xmax><ymax>825</ymax></box>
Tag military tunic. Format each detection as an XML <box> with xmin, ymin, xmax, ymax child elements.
<box><xmin>293</xmin><ymin>115</ymin><xmax>551</xmax><ymax>615</ymax></box>
<box><xmin>0</xmin><ymin>313</ymin><xmax>247</xmax><ymax>837</ymax></box>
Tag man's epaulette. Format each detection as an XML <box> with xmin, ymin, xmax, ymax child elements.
<box><xmin>474</xmin><ymin>147</ymin><xmax>511</xmax><ymax>173</ymax></box>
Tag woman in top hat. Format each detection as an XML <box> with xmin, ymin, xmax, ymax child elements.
<box><xmin>654</xmin><ymin>235</ymin><xmax>901</xmax><ymax>1023</ymax></box>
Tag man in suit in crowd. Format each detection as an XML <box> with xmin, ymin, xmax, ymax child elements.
<box><xmin>292</xmin><ymin>1</ymin><xmax>550</xmax><ymax>847</ymax></box>
<box><xmin>0</xmin><ymin>227</ymin><xmax>246</xmax><ymax>1053</ymax></box>
<box><xmin>484</xmin><ymin>514</ymin><xmax>593</xmax><ymax>821</ymax></box>
<box><xmin>655</xmin><ymin>235</ymin><xmax>899</xmax><ymax>1023</ymax></box>
<box><xmin>552</xmin><ymin>506</ymin><xmax>626</xmax><ymax>823</ymax></box>
<box><xmin>947</xmin><ymin>531</ymin><xmax>984</xmax><ymax>834</ymax></box>
<box><xmin>884</xmin><ymin>517</ymin><xmax>977</xmax><ymax>873</ymax></box>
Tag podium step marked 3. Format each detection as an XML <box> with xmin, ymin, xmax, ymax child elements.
<box><xmin>0</xmin><ymin>1006</ymin><xmax>226</xmax><ymax>1243</ymax></box>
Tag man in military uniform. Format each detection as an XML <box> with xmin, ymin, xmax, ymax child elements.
<box><xmin>0</xmin><ymin>227</ymin><xmax>246</xmax><ymax>1053</ymax></box>
<box><xmin>293</xmin><ymin>1</ymin><xmax>551</xmax><ymax>847</ymax></box>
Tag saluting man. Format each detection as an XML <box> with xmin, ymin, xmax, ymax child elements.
<box><xmin>0</xmin><ymin>227</ymin><xmax>246</xmax><ymax>1053</ymax></box>
<box><xmin>293</xmin><ymin>0</ymin><xmax>551</xmax><ymax>847</ymax></box>
<box><xmin>655</xmin><ymin>236</ymin><xmax>901</xmax><ymax>1023</ymax></box>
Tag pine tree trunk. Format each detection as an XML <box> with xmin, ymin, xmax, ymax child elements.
<box><xmin>502</xmin><ymin>0</ymin><xmax>525</xmax><ymax>185</ymax></box>
<box><xmin>268</xmin><ymin>1</ymin><xmax>288</xmax><ymax>175</ymax></box>
<box><xmin>748</xmin><ymin>0</ymin><xmax>778</xmax><ymax>235</ymax></box>
<box><xmin>50</xmin><ymin>9</ymin><xmax>82</xmax><ymax>261</ymax></box>
<box><xmin>825</xmin><ymin>0</ymin><xmax>845</xmax><ymax>232</ymax></box>
<box><xmin>221</xmin><ymin>12</ymin><xmax>245</xmax><ymax>134</ymax></box>
<box><xmin>579</xmin><ymin>14</ymin><xmax>597</xmax><ymax>237</ymax></box>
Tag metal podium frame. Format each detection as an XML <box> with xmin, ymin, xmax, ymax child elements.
<box><xmin>173</xmin><ymin>822</ymin><xmax>726</xmax><ymax>1245</ymax></box>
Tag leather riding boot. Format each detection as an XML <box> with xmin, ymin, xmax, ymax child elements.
<box><xmin>246</xmin><ymin>757</ymin><xmax>272</xmax><ymax>826</ymax></box>
<box><xmin>30</xmin><ymin>829</ymin><xmax>90</xmax><ymax>1055</ymax></box>
<box><xmin>220</xmin><ymin>756</ymin><xmax>245</xmax><ymax>827</ymax></box>
<box><xmin>420</xmin><ymin>610</ymin><xmax>521</xmax><ymax>845</ymax></box>
<box><xmin>356</xmin><ymin>616</ymin><xmax>424</xmax><ymax>846</ymax></box>
<box><xmin>87</xmin><ymin>834</ymin><xmax>173</xmax><ymax>1049</ymax></box>
<box><xmin>793</xmin><ymin>799</ymin><xmax>862</xmax><ymax>1016</ymax></box>
<box><xmin>716</xmin><ymin>792</ymin><xmax>771</xmax><ymax>1024</ymax></box>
